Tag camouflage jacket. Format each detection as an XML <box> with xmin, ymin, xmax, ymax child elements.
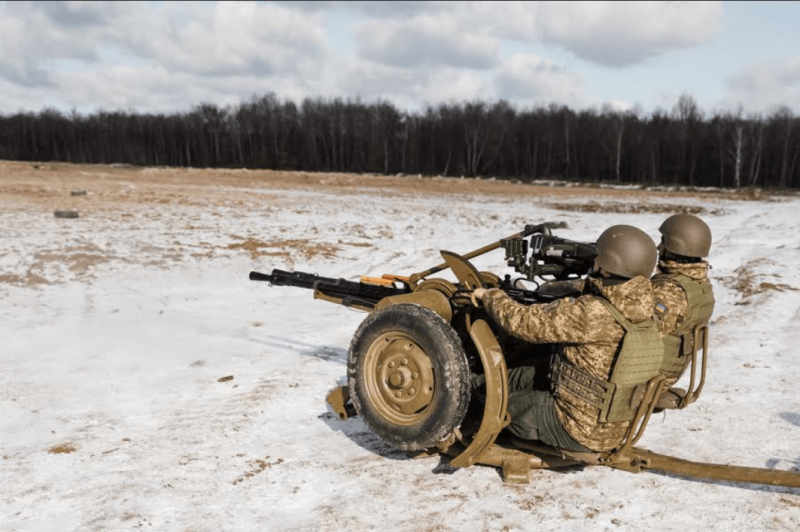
<box><xmin>652</xmin><ymin>260</ymin><xmax>712</xmax><ymax>386</ymax></box>
<box><xmin>652</xmin><ymin>260</ymin><xmax>710</xmax><ymax>336</ymax></box>
<box><xmin>483</xmin><ymin>276</ymin><xmax>657</xmax><ymax>452</ymax></box>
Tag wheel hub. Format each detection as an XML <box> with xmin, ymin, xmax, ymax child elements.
<box><xmin>388</xmin><ymin>366</ymin><xmax>412</xmax><ymax>388</ymax></box>
<box><xmin>365</xmin><ymin>334</ymin><xmax>435</xmax><ymax>423</ymax></box>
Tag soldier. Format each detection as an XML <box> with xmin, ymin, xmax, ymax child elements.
<box><xmin>652</xmin><ymin>214</ymin><xmax>715</xmax><ymax>410</ymax></box>
<box><xmin>473</xmin><ymin>225</ymin><xmax>663</xmax><ymax>453</ymax></box>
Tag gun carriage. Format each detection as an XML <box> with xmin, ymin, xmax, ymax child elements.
<box><xmin>250</xmin><ymin>224</ymin><xmax>800</xmax><ymax>488</ymax></box>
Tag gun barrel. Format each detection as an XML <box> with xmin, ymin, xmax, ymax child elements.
<box><xmin>249</xmin><ymin>271</ymin><xmax>274</xmax><ymax>282</ymax></box>
<box><xmin>249</xmin><ymin>269</ymin><xmax>321</xmax><ymax>289</ymax></box>
<box><xmin>250</xmin><ymin>268</ymin><xmax>411</xmax><ymax>309</ymax></box>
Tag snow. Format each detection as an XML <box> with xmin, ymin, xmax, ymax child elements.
<box><xmin>1</xmin><ymin>174</ymin><xmax>800</xmax><ymax>531</ymax></box>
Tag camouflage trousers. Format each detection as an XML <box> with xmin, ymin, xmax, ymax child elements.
<box><xmin>505</xmin><ymin>366</ymin><xmax>591</xmax><ymax>452</ymax></box>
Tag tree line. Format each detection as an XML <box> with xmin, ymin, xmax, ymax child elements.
<box><xmin>0</xmin><ymin>92</ymin><xmax>798</xmax><ymax>189</ymax></box>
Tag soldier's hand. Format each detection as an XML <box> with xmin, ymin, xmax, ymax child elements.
<box><xmin>470</xmin><ymin>288</ymin><xmax>487</xmax><ymax>307</ymax></box>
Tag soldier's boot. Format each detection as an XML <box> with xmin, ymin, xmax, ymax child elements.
<box><xmin>653</xmin><ymin>387</ymin><xmax>687</xmax><ymax>412</ymax></box>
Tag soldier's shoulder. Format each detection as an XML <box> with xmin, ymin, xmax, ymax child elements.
<box><xmin>574</xmin><ymin>293</ymin><xmax>611</xmax><ymax>314</ymax></box>
<box><xmin>653</xmin><ymin>278</ymin><xmax>688</xmax><ymax>314</ymax></box>
<box><xmin>652</xmin><ymin>274</ymin><xmax>686</xmax><ymax>294</ymax></box>
<box><xmin>572</xmin><ymin>294</ymin><xmax>623</xmax><ymax>330</ymax></box>
<box><xmin>540</xmin><ymin>295</ymin><xmax>580</xmax><ymax>313</ymax></box>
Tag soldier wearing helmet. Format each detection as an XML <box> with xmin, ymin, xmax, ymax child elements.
<box><xmin>652</xmin><ymin>214</ymin><xmax>715</xmax><ymax>410</ymax></box>
<box><xmin>472</xmin><ymin>225</ymin><xmax>663</xmax><ymax>453</ymax></box>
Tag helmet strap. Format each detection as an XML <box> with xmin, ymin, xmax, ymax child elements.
<box><xmin>593</xmin><ymin>266</ymin><xmax>629</xmax><ymax>286</ymax></box>
<box><xmin>662</xmin><ymin>249</ymin><xmax>702</xmax><ymax>264</ymax></box>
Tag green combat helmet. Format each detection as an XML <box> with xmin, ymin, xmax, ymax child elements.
<box><xmin>659</xmin><ymin>214</ymin><xmax>712</xmax><ymax>258</ymax></box>
<box><xmin>595</xmin><ymin>225</ymin><xmax>658</xmax><ymax>279</ymax></box>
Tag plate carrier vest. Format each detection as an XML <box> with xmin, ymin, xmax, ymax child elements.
<box><xmin>551</xmin><ymin>299</ymin><xmax>664</xmax><ymax>423</ymax></box>
<box><xmin>653</xmin><ymin>273</ymin><xmax>715</xmax><ymax>382</ymax></box>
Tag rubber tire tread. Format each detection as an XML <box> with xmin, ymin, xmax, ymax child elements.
<box><xmin>347</xmin><ymin>304</ymin><xmax>471</xmax><ymax>451</ymax></box>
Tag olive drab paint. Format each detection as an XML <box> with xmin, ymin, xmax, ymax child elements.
<box><xmin>659</xmin><ymin>213</ymin><xmax>713</xmax><ymax>259</ymax></box>
<box><xmin>595</xmin><ymin>225</ymin><xmax>658</xmax><ymax>279</ymax></box>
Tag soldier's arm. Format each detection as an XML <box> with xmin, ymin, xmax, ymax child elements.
<box><xmin>482</xmin><ymin>288</ymin><xmax>617</xmax><ymax>344</ymax></box>
<box><xmin>652</xmin><ymin>280</ymin><xmax>688</xmax><ymax>336</ymax></box>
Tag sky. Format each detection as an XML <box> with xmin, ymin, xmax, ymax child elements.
<box><xmin>0</xmin><ymin>1</ymin><xmax>799</xmax><ymax>118</ymax></box>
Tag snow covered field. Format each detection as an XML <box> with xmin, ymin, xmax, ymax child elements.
<box><xmin>1</xmin><ymin>161</ymin><xmax>799</xmax><ymax>531</ymax></box>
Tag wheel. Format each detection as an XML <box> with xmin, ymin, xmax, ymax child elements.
<box><xmin>347</xmin><ymin>304</ymin><xmax>471</xmax><ymax>451</ymax></box>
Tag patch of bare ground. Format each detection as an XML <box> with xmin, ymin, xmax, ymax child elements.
<box><xmin>232</xmin><ymin>456</ymin><xmax>284</xmax><ymax>485</ymax></box>
<box><xmin>36</xmin><ymin>252</ymin><xmax>110</xmax><ymax>274</ymax></box>
<box><xmin>48</xmin><ymin>442</ymin><xmax>77</xmax><ymax>454</ymax></box>
<box><xmin>719</xmin><ymin>259</ymin><xmax>798</xmax><ymax>305</ymax></box>
<box><xmin>25</xmin><ymin>247</ymin><xmax>124</xmax><ymax>281</ymax></box>
<box><xmin>547</xmin><ymin>201</ymin><xmax>723</xmax><ymax>216</ymax></box>
<box><xmin>780</xmin><ymin>496</ymin><xmax>800</xmax><ymax>509</ymax></box>
<box><xmin>732</xmin><ymin>187</ymin><xmax>791</xmax><ymax>201</ymax></box>
<box><xmin>0</xmin><ymin>160</ymin><xmax>786</xmax><ymax>210</ymax></box>
<box><xmin>226</xmin><ymin>236</ymin><xmax>338</xmax><ymax>261</ymax></box>
<box><xmin>1</xmin><ymin>242</ymin><xmax>132</xmax><ymax>286</ymax></box>
<box><xmin>516</xmin><ymin>493</ymin><xmax>546</xmax><ymax>511</ymax></box>
<box><xmin>0</xmin><ymin>273</ymin><xmax>49</xmax><ymax>287</ymax></box>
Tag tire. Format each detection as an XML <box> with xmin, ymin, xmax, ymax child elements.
<box><xmin>347</xmin><ymin>304</ymin><xmax>471</xmax><ymax>451</ymax></box>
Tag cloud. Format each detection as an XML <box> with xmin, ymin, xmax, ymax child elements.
<box><xmin>344</xmin><ymin>1</ymin><xmax>452</xmax><ymax>17</ymax></box>
<box><xmin>39</xmin><ymin>1</ymin><xmax>128</xmax><ymax>27</ymax></box>
<box><xmin>0</xmin><ymin>2</ymin><xmax>328</xmax><ymax>81</ymax></box>
<box><xmin>40</xmin><ymin>64</ymin><xmax>314</xmax><ymax>115</ymax></box>
<box><xmin>344</xmin><ymin>1</ymin><xmax>724</xmax><ymax>68</ymax></box>
<box><xmin>493</xmin><ymin>53</ymin><xmax>585</xmax><ymax>108</ymax></box>
<box><xmin>355</xmin><ymin>15</ymin><xmax>499</xmax><ymax>70</ymax></box>
<box><xmin>332</xmin><ymin>52</ymin><xmax>603</xmax><ymax>113</ymax></box>
<box><xmin>112</xmin><ymin>2</ymin><xmax>328</xmax><ymax>79</ymax></box>
<box><xmin>376</xmin><ymin>1</ymin><xmax>723</xmax><ymax>67</ymax></box>
<box><xmin>532</xmin><ymin>1</ymin><xmax>724</xmax><ymax>67</ymax></box>
<box><xmin>334</xmin><ymin>56</ymin><xmax>490</xmax><ymax>110</ymax></box>
<box><xmin>0</xmin><ymin>2</ymin><xmax>106</xmax><ymax>86</ymax></box>
<box><xmin>280</xmin><ymin>1</ymin><xmax>450</xmax><ymax>17</ymax></box>
<box><xmin>0</xmin><ymin>1</ymin><xmax>331</xmax><ymax>113</ymax></box>
<box><xmin>0</xmin><ymin>1</ymin><xmax>727</xmax><ymax>115</ymax></box>
<box><xmin>724</xmin><ymin>57</ymin><xmax>800</xmax><ymax>114</ymax></box>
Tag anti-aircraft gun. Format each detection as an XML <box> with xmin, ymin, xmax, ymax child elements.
<box><xmin>251</xmin><ymin>223</ymin><xmax>595</xmax><ymax>309</ymax></box>
<box><xmin>249</xmin><ymin>223</ymin><xmax>800</xmax><ymax>489</ymax></box>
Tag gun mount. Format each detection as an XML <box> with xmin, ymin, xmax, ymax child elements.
<box><xmin>500</xmin><ymin>224</ymin><xmax>598</xmax><ymax>282</ymax></box>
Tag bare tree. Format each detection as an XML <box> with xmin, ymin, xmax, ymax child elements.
<box><xmin>772</xmin><ymin>106</ymin><xmax>796</xmax><ymax>188</ymax></box>
<box><xmin>712</xmin><ymin>111</ymin><xmax>727</xmax><ymax>187</ymax></box>
<box><xmin>672</xmin><ymin>93</ymin><xmax>702</xmax><ymax>185</ymax></box>
<box><xmin>600</xmin><ymin>104</ymin><xmax>627</xmax><ymax>181</ymax></box>
<box><xmin>747</xmin><ymin>113</ymin><xmax>764</xmax><ymax>187</ymax></box>
<box><xmin>727</xmin><ymin>109</ymin><xmax>748</xmax><ymax>189</ymax></box>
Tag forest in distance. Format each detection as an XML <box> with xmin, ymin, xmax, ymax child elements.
<box><xmin>1</xmin><ymin>92</ymin><xmax>798</xmax><ymax>190</ymax></box>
